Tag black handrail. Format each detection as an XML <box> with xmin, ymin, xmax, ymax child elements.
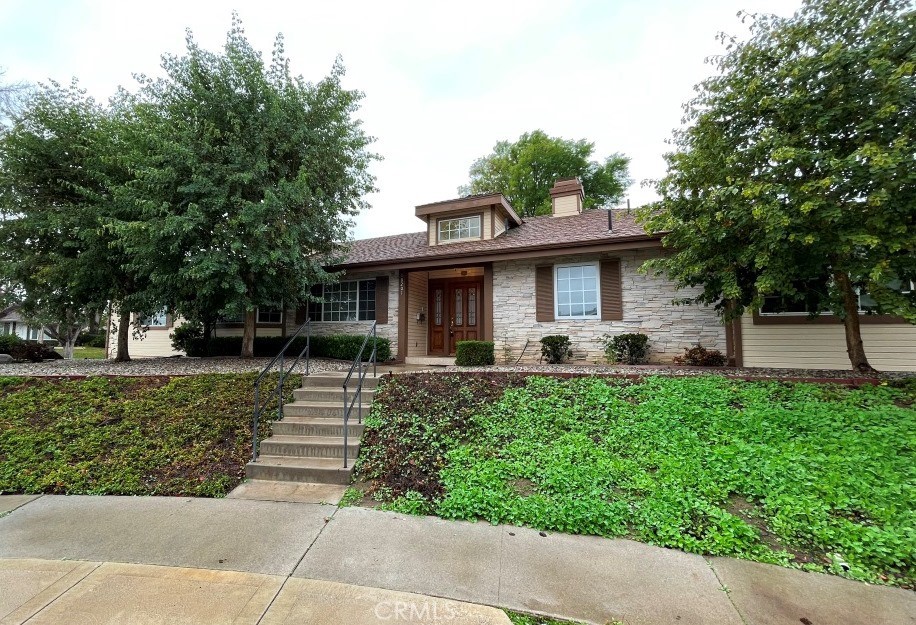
<box><xmin>251</xmin><ymin>319</ymin><xmax>311</xmax><ymax>462</ymax></box>
<box><xmin>342</xmin><ymin>321</ymin><xmax>377</xmax><ymax>468</ymax></box>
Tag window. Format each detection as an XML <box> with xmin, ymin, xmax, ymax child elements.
<box><xmin>2</xmin><ymin>322</ymin><xmax>14</xmax><ymax>336</ymax></box>
<box><xmin>140</xmin><ymin>310</ymin><xmax>168</xmax><ymax>327</ymax></box>
<box><xmin>316</xmin><ymin>279</ymin><xmax>376</xmax><ymax>322</ymax></box>
<box><xmin>761</xmin><ymin>278</ymin><xmax>914</xmax><ymax>316</ymax></box>
<box><xmin>256</xmin><ymin>307</ymin><xmax>283</xmax><ymax>324</ymax></box>
<box><xmin>438</xmin><ymin>215</ymin><xmax>481</xmax><ymax>242</ymax></box>
<box><xmin>555</xmin><ymin>263</ymin><xmax>599</xmax><ymax>319</ymax></box>
<box><xmin>27</xmin><ymin>326</ymin><xmax>40</xmax><ymax>340</ymax></box>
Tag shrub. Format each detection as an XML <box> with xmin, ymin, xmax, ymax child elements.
<box><xmin>455</xmin><ymin>341</ymin><xmax>495</xmax><ymax>366</ymax></box>
<box><xmin>603</xmin><ymin>332</ymin><xmax>649</xmax><ymax>364</ymax></box>
<box><xmin>674</xmin><ymin>345</ymin><xmax>727</xmax><ymax>367</ymax></box>
<box><xmin>0</xmin><ymin>334</ymin><xmax>23</xmax><ymax>355</ymax></box>
<box><xmin>75</xmin><ymin>333</ymin><xmax>105</xmax><ymax>348</ymax></box>
<box><xmin>540</xmin><ymin>335</ymin><xmax>572</xmax><ymax>364</ymax></box>
<box><xmin>171</xmin><ymin>323</ymin><xmax>207</xmax><ymax>356</ymax></box>
<box><xmin>187</xmin><ymin>333</ymin><xmax>392</xmax><ymax>361</ymax></box>
<box><xmin>310</xmin><ymin>334</ymin><xmax>392</xmax><ymax>362</ymax></box>
<box><xmin>9</xmin><ymin>342</ymin><xmax>59</xmax><ymax>362</ymax></box>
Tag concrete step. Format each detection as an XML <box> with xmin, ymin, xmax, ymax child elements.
<box><xmin>273</xmin><ymin>418</ymin><xmax>365</xmax><ymax>438</ymax></box>
<box><xmin>259</xmin><ymin>435</ymin><xmax>359</xmax><ymax>459</ymax></box>
<box><xmin>293</xmin><ymin>387</ymin><xmax>376</xmax><ymax>403</ymax></box>
<box><xmin>301</xmin><ymin>372</ymin><xmax>383</xmax><ymax>389</ymax></box>
<box><xmin>245</xmin><ymin>456</ymin><xmax>355</xmax><ymax>485</ymax></box>
<box><xmin>283</xmin><ymin>400</ymin><xmax>373</xmax><ymax>419</ymax></box>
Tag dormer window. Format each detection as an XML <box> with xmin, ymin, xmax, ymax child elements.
<box><xmin>438</xmin><ymin>215</ymin><xmax>481</xmax><ymax>242</ymax></box>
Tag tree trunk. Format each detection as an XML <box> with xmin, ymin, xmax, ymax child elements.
<box><xmin>834</xmin><ymin>271</ymin><xmax>876</xmax><ymax>374</ymax></box>
<box><xmin>62</xmin><ymin>326</ymin><xmax>79</xmax><ymax>359</ymax></box>
<box><xmin>115</xmin><ymin>308</ymin><xmax>131</xmax><ymax>362</ymax></box>
<box><xmin>241</xmin><ymin>310</ymin><xmax>256</xmax><ymax>358</ymax></box>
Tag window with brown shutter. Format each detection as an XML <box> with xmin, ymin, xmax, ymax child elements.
<box><xmin>535</xmin><ymin>265</ymin><xmax>554</xmax><ymax>322</ymax></box>
<box><xmin>600</xmin><ymin>260</ymin><xmax>623</xmax><ymax>321</ymax></box>
<box><xmin>375</xmin><ymin>276</ymin><xmax>389</xmax><ymax>324</ymax></box>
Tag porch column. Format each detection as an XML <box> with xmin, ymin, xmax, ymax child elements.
<box><xmin>483</xmin><ymin>263</ymin><xmax>494</xmax><ymax>342</ymax></box>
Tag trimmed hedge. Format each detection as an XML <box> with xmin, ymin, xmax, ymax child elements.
<box><xmin>455</xmin><ymin>341</ymin><xmax>495</xmax><ymax>366</ymax></box>
<box><xmin>76</xmin><ymin>333</ymin><xmax>106</xmax><ymax>348</ymax></box>
<box><xmin>180</xmin><ymin>333</ymin><xmax>391</xmax><ymax>362</ymax></box>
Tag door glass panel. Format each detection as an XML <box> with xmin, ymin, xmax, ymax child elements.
<box><xmin>435</xmin><ymin>289</ymin><xmax>443</xmax><ymax>325</ymax></box>
<box><xmin>468</xmin><ymin>287</ymin><xmax>476</xmax><ymax>326</ymax></box>
<box><xmin>455</xmin><ymin>289</ymin><xmax>463</xmax><ymax>325</ymax></box>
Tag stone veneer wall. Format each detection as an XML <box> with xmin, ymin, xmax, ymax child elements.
<box><xmin>283</xmin><ymin>270</ymin><xmax>400</xmax><ymax>349</ymax></box>
<box><xmin>492</xmin><ymin>251</ymin><xmax>725</xmax><ymax>364</ymax></box>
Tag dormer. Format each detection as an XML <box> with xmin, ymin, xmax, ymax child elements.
<box><xmin>415</xmin><ymin>193</ymin><xmax>523</xmax><ymax>247</ymax></box>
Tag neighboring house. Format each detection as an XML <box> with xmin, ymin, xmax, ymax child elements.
<box><xmin>111</xmin><ymin>178</ymin><xmax>916</xmax><ymax>371</ymax></box>
<box><xmin>0</xmin><ymin>306</ymin><xmax>52</xmax><ymax>342</ymax></box>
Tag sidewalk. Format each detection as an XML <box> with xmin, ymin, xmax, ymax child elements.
<box><xmin>1</xmin><ymin>559</ymin><xmax>509</xmax><ymax>625</ymax></box>
<box><xmin>1</xmin><ymin>494</ymin><xmax>913</xmax><ymax>625</ymax></box>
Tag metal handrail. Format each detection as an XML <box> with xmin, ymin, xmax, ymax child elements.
<box><xmin>342</xmin><ymin>321</ymin><xmax>377</xmax><ymax>468</ymax></box>
<box><xmin>251</xmin><ymin>318</ymin><xmax>311</xmax><ymax>462</ymax></box>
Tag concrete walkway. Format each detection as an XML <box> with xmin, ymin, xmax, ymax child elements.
<box><xmin>1</xmin><ymin>495</ymin><xmax>913</xmax><ymax>625</ymax></box>
<box><xmin>0</xmin><ymin>559</ymin><xmax>509</xmax><ymax>625</ymax></box>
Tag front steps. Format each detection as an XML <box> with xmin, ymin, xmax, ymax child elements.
<box><xmin>244</xmin><ymin>371</ymin><xmax>382</xmax><ymax>487</ymax></box>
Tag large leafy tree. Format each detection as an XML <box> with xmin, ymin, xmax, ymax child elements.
<box><xmin>0</xmin><ymin>82</ymin><xmax>131</xmax><ymax>358</ymax></box>
<box><xmin>460</xmin><ymin>130</ymin><xmax>631</xmax><ymax>217</ymax></box>
<box><xmin>641</xmin><ymin>0</ymin><xmax>915</xmax><ymax>372</ymax></box>
<box><xmin>114</xmin><ymin>16</ymin><xmax>377</xmax><ymax>357</ymax></box>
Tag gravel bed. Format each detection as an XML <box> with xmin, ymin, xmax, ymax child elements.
<box><xmin>0</xmin><ymin>356</ymin><xmax>349</xmax><ymax>377</ymax></box>
<box><xmin>423</xmin><ymin>364</ymin><xmax>914</xmax><ymax>381</ymax></box>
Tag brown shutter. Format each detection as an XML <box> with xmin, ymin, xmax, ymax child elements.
<box><xmin>535</xmin><ymin>265</ymin><xmax>554</xmax><ymax>322</ymax></box>
<box><xmin>375</xmin><ymin>276</ymin><xmax>389</xmax><ymax>324</ymax></box>
<box><xmin>600</xmin><ymin>260</ymin><xmax>623</xmax><ymax>321</ymax></box>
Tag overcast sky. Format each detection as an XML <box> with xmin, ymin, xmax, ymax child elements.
<box><xmin>1</xmin><ymin>0</ymin><xmax>802</xmax><ymax>239</ymax></box>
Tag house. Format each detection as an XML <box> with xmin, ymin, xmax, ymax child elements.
<box><xmin>0</xmin><ymin>306</ymin><xmax>52</xmax><ymax>342</ymax></box>
<box><xmin>111</xmin><ymin>178</ymin><xmax>916</xmax><ymax>371</ymax></box>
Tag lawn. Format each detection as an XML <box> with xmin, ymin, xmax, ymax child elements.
<box><xmin>0</xmin><ymin>374</ymin><xmax>288</xmax><ymax>497</ymax></box>
<box><xmin>54</xmin><ymin>346</ymin><xmax>107</xmax><ymax>359</ymax></box>
<box><xmin>354</xmin><ymin>373</ymin><xmax>916</xmax><ymax>588</ymax></box>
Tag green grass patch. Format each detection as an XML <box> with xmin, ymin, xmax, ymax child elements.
<box><xmin>357</xmin><ymin>374</ymin><xmax>916</xmax><ymax>587</ymax></box>
<box><xmin>504</xmin><ymin>610</ymin><xmax>594</xmax><ymax>625</ymax></box>
<box><xmin>0</xmin><ymin>374</ymin><xmax>290</xmax><ymax>497</ymax></box>
<box><xmin>53</xmin><ymin>346</ymin><xmax>107</xmax><ymax>359</ymax></box>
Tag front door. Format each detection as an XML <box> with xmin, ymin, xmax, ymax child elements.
<box><xmin>428</xmin><ymin>279</ymin><xmax>483</xmax><ymax>356</ymax></box>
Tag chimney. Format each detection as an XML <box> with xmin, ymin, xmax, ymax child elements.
<box><xmin>549</xmin><ymin>177</ymin><xmax>584</xmax><ymax>217</ymax></box>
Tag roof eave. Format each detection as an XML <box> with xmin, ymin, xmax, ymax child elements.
<box><xmin>330</xmin><ymin>234</ymin><xmax>664</xmax><ymax>272</ymax></box>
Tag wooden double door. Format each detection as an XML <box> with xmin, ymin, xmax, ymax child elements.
<box><xmin>428</xmin><ymin>278</ymin><xmax>483</xmax><ymax>356</ymax></box>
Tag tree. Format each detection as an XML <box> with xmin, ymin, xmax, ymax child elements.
<box><xmin>0</xmin><ymin>67</ymin><xmax>28</xmax><ymax>118</ymax></box>
<box><xmin>640</xmin><ymin>0</ymin><xmax>915</xmax><ymax>373</ymax></box>
<box><xmin>0</xmin><ymin>81</ymin><xmax>126</xmax><ymax>359</ymax></box>
<box><xmin>112</xmin><ymin>15</ymin><xmax>376</xmax><ymax>358</ymax></box>
<box><xmin>460</xmin><ymin>130</ymin><xmax>631</xmax><ymax>217</ymax></box>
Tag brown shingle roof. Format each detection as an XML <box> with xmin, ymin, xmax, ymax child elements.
<box><xmin>339</xmin><ymin>209</ymin><xmax>656</xmax><ymax>268</ymax></box>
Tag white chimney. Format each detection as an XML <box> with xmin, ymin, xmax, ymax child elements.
<box><xmin>549</xmin><ymin>177</ymin><xmax>584</xmax><ymax>217</ymax></box>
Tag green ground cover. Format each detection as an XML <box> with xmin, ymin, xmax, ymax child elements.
<box><xmin>0</xmin><ymin>374</ymin><xmax>287</xmax><ymax>497</ymax></box>
<box><xmin>355</xmin><ymin>374</ymin><xmax>916</xmax><ymax>587</ymax></box>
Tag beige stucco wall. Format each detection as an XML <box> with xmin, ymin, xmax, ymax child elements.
<box><xmin>107</xmin><ymin>312</ymin><xmax>184</xmax><ymax>359</ymax></box>
<box><xmin>492</xmin><ymin>250</ymin><xmax>725</xmax><ymax>364</ymax></box>
<box><xmin>740</xmin><ymin>315</ymin><xmax>916</xmax><ymax>371</ymax></box>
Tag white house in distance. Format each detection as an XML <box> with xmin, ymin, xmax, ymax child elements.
<box><xmin>0</xmin><ymin>306</ymin><xmax>52</xmax><ymax>342</ymax></box>
<box><xmin>110</xmin><ymin>178</ymin><xmax>916</xmax><ymax>371</ymax></box>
